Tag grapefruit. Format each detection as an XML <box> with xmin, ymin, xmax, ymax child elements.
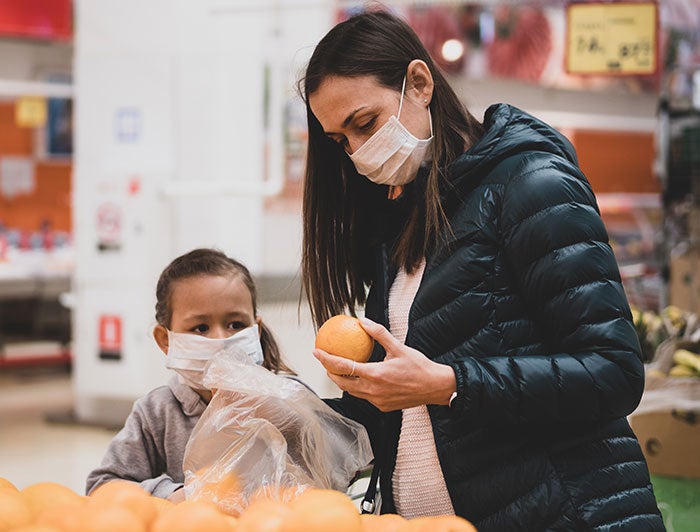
<box><xmin>0</xmin><ymin>488</ymin><xmax>32</xmax><ymax>530</ymax></box>
<box><xmin>315</xmin><ymin>315</ymin><xmax>374</xmax><ymax>363</ymax></box>
<box><xmin>151</xmin><ymin>500</ymin><xmax>233</xmax><ymax>532</ymax></box>
<box><xmin>280</xmin><ymin>488</ymin><xmax>361</xmax><ymax>532</ymax></box>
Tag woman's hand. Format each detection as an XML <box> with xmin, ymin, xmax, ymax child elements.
<box><xmin>313</xmin><ymin>317</ymin><xmax>456</xmax><ymax>412</ymax></box>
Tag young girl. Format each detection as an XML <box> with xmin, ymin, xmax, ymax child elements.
<box><xmin>85</xmin><ymin>248</ymin><xmax>294</xmax><ymax>501</ymax></box>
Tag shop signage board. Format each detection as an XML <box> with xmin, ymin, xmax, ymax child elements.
<box><xmin>0</xmin><ymin>0</ymin><xmax>72</xmax><ymax>40</ymax></box>
<box><xmin>566</xmin><ymin>2</ymin><xmax>658</xmax><ymax>75</ymax></box>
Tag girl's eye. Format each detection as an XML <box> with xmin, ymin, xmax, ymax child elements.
<box><xmin>358</xmin><ymin>117</ymin><xmax>376</xmax><ymax>131</ymax></box>
<box><xmin>192</xmin><ymin>324</ymin><xmax>209</xmax><ymax>334</ymax></box>
<box><xmin>228</xmin><ymin>321</ymin><xmax>247</xmax><ymax>330</ymax></box>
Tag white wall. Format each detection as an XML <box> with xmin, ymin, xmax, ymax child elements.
<box><xmin>455</xmin><ymin>77</ymin><xmax>658</xmax><ymax>133</ymax></box>
<box><xmin>73</xmin><ymin>0</ymin><xmax>336</xmax><ymax>424</ymax></box>
<box><xmin>71</xmin><ymin>0</ymin><xmax>662</xmax><ymax>423</ymax></box>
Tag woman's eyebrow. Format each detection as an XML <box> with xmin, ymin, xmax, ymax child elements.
<box><xmin>342</xmin><ymin>106</ymin><xmax>367</xmax><ymax>128</ymax></box>
<box><xmin>325</xmin><ymin>106</ymin><xmax>368</xmax><ymax>135</ymax></box>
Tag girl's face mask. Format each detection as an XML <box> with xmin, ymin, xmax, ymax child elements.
<box><xmin>349</xmin><ymin>76</ymin><xmax>433</xmax><ymax>186</ymax></box>
<box><xmin>164</xmin><ymin>324</ymin><xmax>263</xmax><ymax>390</ymax></box>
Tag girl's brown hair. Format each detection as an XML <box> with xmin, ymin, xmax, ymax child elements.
<box><xmin>155</xmin><ymin>248</ymin><xmax>293</xmax><ymax>374</ymax></box>
<box><xmin>300</xmin><ymin>10</ymin><xmax>484</xmax><ymax>327</ymax></box>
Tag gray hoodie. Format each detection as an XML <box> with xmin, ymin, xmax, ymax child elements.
<box><xmin>85</xmin><ymin>376</ymin><xmax>206</xmax><ymax>498</ymax></box>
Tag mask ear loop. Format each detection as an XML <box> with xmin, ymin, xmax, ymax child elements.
<box><xmin>398</xmin><ymin>75</ymin><xmax>434</xmax><ymax>138</ymax></box>
<box><xmin>397</xmin><ymin>76</ymin><xmax>407</xmax><ymax>119</ymax></box>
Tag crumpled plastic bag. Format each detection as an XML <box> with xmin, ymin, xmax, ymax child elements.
<box><xmin>182</xmin><ymin>347</ymin><xmax>373</xmax><ymax>515</ymax></box>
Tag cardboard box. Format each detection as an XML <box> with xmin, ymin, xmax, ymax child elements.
<box><xmin>630</xmin><ymin>409</ymin><xmax>700</xmax><ymax>479</ymax></box>
<box><xmin>669</xmin><ymin>253</ymin><xmax>700</xmax><ymax>315</ymax></box>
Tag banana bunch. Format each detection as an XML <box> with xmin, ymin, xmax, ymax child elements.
<box><xmin>662</xmin><ymin>305</ymin><xmax>688</xmax><ymax>336</ymax></box>
<box><xmin>630</xmin><ymin>304</ymin><xmax>700</xmax><ymax>363</ymax></box>
<box><xmin>669</xmin><ymin>348</ymin><xmax>700</xmax><ymax>378</ymax></box>
<box><xmin>630</xmin><ymin>305</ymin><xmax>669</xmax><ymax>362</ymax></box>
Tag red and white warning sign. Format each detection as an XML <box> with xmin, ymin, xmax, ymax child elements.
<box><xmin>99</xmin><ymin>314</ymin><xmax>122</xmax><ymax>360</ymax></box>
<box><xmin>96</xmin><ymin>202</ymin><xmax>122</xmax><ymax>251</ymax></box>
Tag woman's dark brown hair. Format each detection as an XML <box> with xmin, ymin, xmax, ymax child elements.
<box><xmin>300</xmin><ymin>10</ymin><xmax>483</xmax><ymax>327</ymax></box>
<box><xmin>155</xmin><ymin>248</ymin><xmax>293</xmax><ymax>374</ymax></box>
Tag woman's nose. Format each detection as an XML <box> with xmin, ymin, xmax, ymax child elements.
<box><xmin>346</xmin><ymin>137</ymin><xmax>363</xmax><ymax>155</ymax></box>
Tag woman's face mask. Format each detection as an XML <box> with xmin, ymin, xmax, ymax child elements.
<box><xmin>349</xmin><ymin>76</ymin><xmax>433</xmax><ymax>186</ymax></box>
<box><xmin>164</xmin><ymin>324</ymin><xmax>264</xmax><ymax>390</ymax></box>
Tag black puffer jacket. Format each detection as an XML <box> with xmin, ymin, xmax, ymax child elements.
<box><xmin>328</xmin><ymin>105</ymin><xmax>663</xmax><ymax>531</ymax></box>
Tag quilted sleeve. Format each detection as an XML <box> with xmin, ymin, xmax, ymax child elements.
<box><xmin>448</xmin><ymin>154</ymin><xmax>645</xmax><ymax>427</ymax></box>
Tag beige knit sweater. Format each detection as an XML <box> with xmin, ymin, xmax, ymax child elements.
<box><xmin>389</xmin><ymin>260</ymin><xmax>455</xmax><ymax>518</ymax></box>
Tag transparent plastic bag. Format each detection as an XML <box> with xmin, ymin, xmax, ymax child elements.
<box><xmin>182</xmin><ymin>348</ymin><xmax>373</xmax><ymax>515</ymax></box>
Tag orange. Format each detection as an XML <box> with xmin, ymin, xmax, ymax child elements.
<box><xmin>151</xmin><ymin>500</ymin><xmax>234</xmax><ymax>532</ymax></box>
<box><xmin>280</xmin><ymin>488</ymin><xmax>361</xmax><ymax>532</ymax></box>
<box><xmin>315</xmin><ymin>315</ymin><xmax>374</xmax><ymax>363</ymax></box>
<box><xmin>191</xmin><ymin>467</ymin><xmax>242</xmax><ymax>499</ymax></box>
<box><xmin>0</xmin><ymin>478</ymin><xmax>17</xmax><ymax>492</ymax></box>
<box><xmin>237</xmin><ymin>498</ymin><xmax>291</xmax><ymax>532</ymax></box>
<box><xmin>35</xmin><ymin>501</ymin><xmax>87</xmax><ymax>531</ymax></box>
<box><xmin>0</xmin><ymin>488</ymin><xmax>32</xmax><ymax>530</ymax></box>
<box><xmin>9</xmin><ymin>526</ymin><xmax>61</xmax><ymax>532</ymax></box>
<box><xmin>152</xmin><ymin>496</ymin><xmax>176</xmax><ymax>514</ymax></box>
<box><xmin>20</xmin><ymin>482</ymin><xmax>82</xmax><ymax>519</ymax></box>
<box><xmin>400</xmin><ymin>515</ymin><xmax>477</xmax><ymax>532</ymax></box>
<box><xmin>74</xmin><ymin>504</ymin><xmax>146</xmax><ymax>532</ymax></box>
<box><xmin>190</xmin><ymin>467</ymin><xmax>244</xmax><ymax>515</ymax></box>
<box><xmin>88</xmin><ymin>480</ymin><xmax>157</xmax><ymax>526</ymax></box>
<box><xmin>361</xmin><ymin>513</ymin><xmax>407</xmax><ymax>532</ymax></box>
<box><xmin>248</xmin><ymin>484</ymin><xmax>305</xmax><ymax>505</ymax></box>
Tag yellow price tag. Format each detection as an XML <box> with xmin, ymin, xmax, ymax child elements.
<box><xmin>566</xmin><ymin>2</ymin><xmax>657</xmax><ymax>75</ymax></box>
<box><xmin>15</xmin><ymin>96</ymin><xmax>48</xmax><ymax>128</ymax></box>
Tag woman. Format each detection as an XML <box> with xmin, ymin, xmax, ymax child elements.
<box><xmin>301</xmin><ymin>10</ymin><xmax>663</xmax><ymax>532</ymax></box>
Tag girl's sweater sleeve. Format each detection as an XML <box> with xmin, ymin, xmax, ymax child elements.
<box><xmin>85</xmin><ymin>397</ymin><xmax>183</xmax><ymax>498</ymax></box>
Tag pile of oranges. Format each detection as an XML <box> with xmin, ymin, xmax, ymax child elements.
<box><xmin>0</xmin><ymin>477</ymin><xmax>477</xmax><ymax>531</ymax></box>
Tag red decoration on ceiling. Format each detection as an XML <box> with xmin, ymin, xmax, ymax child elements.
<box><xmin>0</xmin><ymin>0</ymin><xmax>72</xmax><ymax>41</ymax></box>
<box><xmin>409</xmin><ymin>7</ymin><xmax>465</xmax><ymax>74</ymax></box>
<box><xmin>488</xmin><ymin>6</ymin><xmax>552</xmax><ymax>83</ymax></box>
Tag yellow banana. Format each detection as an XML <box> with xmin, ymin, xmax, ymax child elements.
<box><xmin>672</xmin><ymin>349</ymin><xmax>700</xmax><ymax>373</ymax></box>
<box><xmin>669</xmin><ymin>364</ymin><xmax>698</xmax><ymax>377</ymax></box>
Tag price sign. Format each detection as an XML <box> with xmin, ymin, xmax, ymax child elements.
<box><xmin>566</xmin><ymin>2</ymin><xmax>658</xmax><ymax>75</ymax></box>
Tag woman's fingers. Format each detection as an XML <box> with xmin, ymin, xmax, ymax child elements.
<box><xmin>313</xmin><ymin>348</ymin><xmax>363</xmax><ymax>377</ymax></box>
<box><xmin>359</xmin><ymin>317</ymin><xmax>400</xmax><ymax>355</ymax></box>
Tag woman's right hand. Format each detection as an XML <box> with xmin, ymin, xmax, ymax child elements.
<box><xmin>313</xmin><ymin>318</ymin><xmax>456</xmax><ymax>412</ymax></box>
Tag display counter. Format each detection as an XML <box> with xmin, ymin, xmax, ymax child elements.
<box><xmin>0</xmin><ymin>248</ymin><xmax>73</xmax><ymax>368</ymax></box>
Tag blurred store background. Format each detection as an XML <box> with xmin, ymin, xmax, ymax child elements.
<box><xmin>0</xmin><ymin>0</ymin><xmax>699</xmax><ymax>529</ymax></box>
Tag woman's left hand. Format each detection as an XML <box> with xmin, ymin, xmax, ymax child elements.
<box><xmin>313</xmin><ymin>317</ymin><xmax>456</xmax><ymax>412</ymax></box>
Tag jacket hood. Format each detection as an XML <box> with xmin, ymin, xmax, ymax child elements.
<box><xmin>447</xmin><ymin>103</ymin><xmax>578</xmax><ymax>192</ymax></box>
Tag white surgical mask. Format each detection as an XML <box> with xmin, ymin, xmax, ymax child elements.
<box><xmin>164</xmin><ymin>324</ymin><xmax>264</xmax><ymax>389</ymax></box>
<box><xmin>349</xmin><ymin>75</ymin><xmax>433</xmax><ymax>186</ymax></box>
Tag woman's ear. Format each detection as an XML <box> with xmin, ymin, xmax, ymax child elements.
<box><xmin>407</xmin><ymin>59</ymin><xmax>434</xmax><ymax>106</ymax></box>
<box><xmin>153</xmin><ymin>325</ymin><xmax>170</xmax><ymax>355</ymax></box>
<box><xmin>255</xmin><ymin>316</ymin><xmax>263</xmax><ymax>338</ymax></box>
